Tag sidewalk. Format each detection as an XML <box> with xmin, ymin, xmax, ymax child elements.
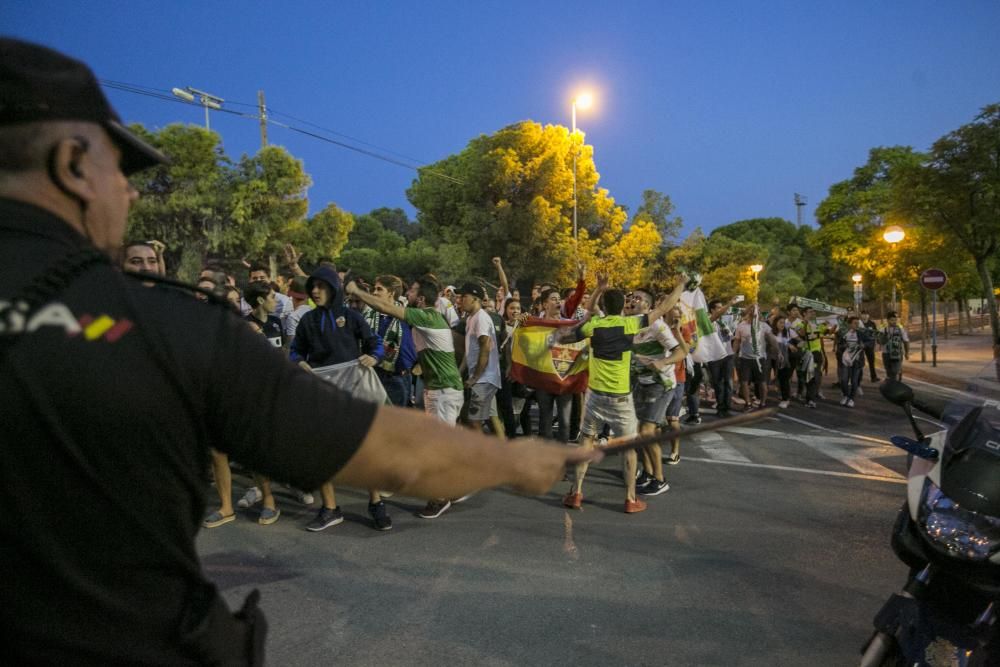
<box><xmin>878</xmin><ymin>327</ymin><xmax>998</xmax><ymax>392</ymax></box>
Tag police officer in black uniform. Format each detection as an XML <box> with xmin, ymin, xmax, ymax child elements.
<box><xmin>0</xmin><ymin>38</ymin><xmax>597</xmax><ymax>665</ymax></box>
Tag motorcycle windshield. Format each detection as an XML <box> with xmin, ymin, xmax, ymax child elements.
<box><xmin>938</xmin><ymin>361</ymin><xmax>1000</xmax><ymax>517</ymax></box>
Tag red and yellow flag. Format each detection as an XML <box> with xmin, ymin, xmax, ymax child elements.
<box><xmin>510</xmin><ymin>317</ymin><xmax>589</xmax><ymax>395</ymax></box>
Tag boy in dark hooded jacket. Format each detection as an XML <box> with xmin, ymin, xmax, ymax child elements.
<box><xmin>288</xmin><ymin>265</ymin><xmax>393</xmax><ymax>531</ymax></box>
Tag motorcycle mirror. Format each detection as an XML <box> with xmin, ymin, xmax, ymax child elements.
<box><xmin>880</xmin><ymin>379</ymin><xmax>914</xmax><ymax>406</ymax></box>
<box><xmin>880</xmin><ymin>379</ymin><xmax>926</xmax><ymax>441</ymax></box>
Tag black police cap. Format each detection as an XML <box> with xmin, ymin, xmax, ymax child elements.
<box><xmin>0</xmin><ymin>37</ymin><xmax>167</xmax><ymax>175</ymax></box>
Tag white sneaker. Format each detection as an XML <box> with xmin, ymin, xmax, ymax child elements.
<box><xmin>847</xmin><ymin>399</ymin><xmax>855</xmax><ymax>408</ymax></box>
<box><xmin>237</xmin><ymin>486</ymin><xmax>263</xmax><ymax>508</ymax></box>
<box><xmin>840</xmin><ymin>396</ymin><xmax>848</xmax><ymax>406</ymax></box>
<box><xmin>779</xmin><ymin>400</ymin><xmax>789</xmax><ymax>409</ymax></box>
<box><xmin>818</xmin><ymin>391</ymin><xmax>826</xmax><ymax>400</ymax></box>
<box><xmin>296</xmin><ymin>490</ymin><xmax>315</xmax><ymax>506</ymax></box>
<box><xmin>856</xmin><ymin>386</ymin><xmax>864</xmax><ymax>396</ymax></box>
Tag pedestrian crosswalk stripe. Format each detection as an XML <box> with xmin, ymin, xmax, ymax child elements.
<box><xmin>693</xmin><ymin>432</ymin><xmax>752</xmax><ymax>463</ymax></box>
<box><xmin>683</xmin><ymin>456</ymin><xmax>907</xmax><ymax>484</ymax></box>
<box><xmin>796</xmin><ymin>437</ymin><xmax>904</xmax><ymax>479</ymax></box>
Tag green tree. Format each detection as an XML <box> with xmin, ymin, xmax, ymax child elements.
<box><xmin>896</xmin><ymin>104</ymin><xmax>1000</xmax><ymax>350</ymax></box>
<box><xmin>634</xmin><ymin>189</ymin><xmax>683</xmax><ymax>246</ymax></box>
<box><xmin>229</xmin><ymin>145</ymin><xmax>311</xmax><ymax>262</ymax></box>
<box><xmin>407</xmin><ymin>121</ymin><xmax>643</xmax><ymax>287</ymax></box>
<box><xmin>126</xmin><ymin>123</ymin><xmax>230</xmax><ymax>279</ymax></box>
<box><xmin>285</xmin><ymin>202</ymin><xmax>355</xmax><ymax>267</ymax></box>
<box><xmin>701</xmin><ymin>218</ymin><xmax>830</xmax><ymax>306</ymax></box>
<box><xmin>812</xmin><ymin>146</ymin><xmax>930</xmax><ymax>305</ymax></box>
<box><xmin>367</xmin><ymin>207</ymin><xmax>421</xmax><ymax>242</ymax></box>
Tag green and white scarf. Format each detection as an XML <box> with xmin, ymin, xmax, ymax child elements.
<box><xmin>365</xmin><ymin>309</ymin><xmax>402</xmax><ymax>372</ymax></box>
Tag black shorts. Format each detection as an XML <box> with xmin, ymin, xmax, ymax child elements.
<box><xmin>737</xmin><ymin>357</ymin><xmax>765</xmax><ymax>384</ymax></box>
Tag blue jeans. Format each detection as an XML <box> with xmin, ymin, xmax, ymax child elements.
<box><xmin>838</xmin><ymin>362</ymin><xmax>864</xmax><ymax>399</ymax></box>
<box><xmin>379</xmin><ymin>372</ymin><xmax>412</xmax><ymax>408</ymax></box>
<box><xmin>707</xmin><ymin>355</ymin><xmax>734</xmax><ymax>414</ymax></box>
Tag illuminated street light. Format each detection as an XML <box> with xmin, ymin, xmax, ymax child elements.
<box><xmin>852</xmin><ymin>273</ymin><xmax>863</xmax><ymax>310</ymax></box>
<box><xmin>882</xmin><ymin>225</ymin><xmax>905</xmax><ymax>311</ymax></box>
<box><xmin>852</xmin><ymin>273</ymin><xmax>863</xmax><ymax>284</ymax></box>
<box><xmin>749</xmin><ymin>264</ymin><xmax>763</xmax><ymax>302</ymax></box>
<box><xmin>571</xmin><ymin>91</ymin><xmax>594</xmax><ymax>248</ymax></box>
<box><xmin>882</xmin><ymin>225</ymin><xmax>905</xmax><ymax>244</ymax></box>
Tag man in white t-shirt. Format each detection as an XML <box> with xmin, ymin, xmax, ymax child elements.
<box><xmin>733</xmin><ymin>305</ymin><xmax>781</xmax><ymax>411</ymax></box>
<box><xmin>458</xmin><ymin>282</ymin><xmax>502</xmax><ymax>434</ymax></box>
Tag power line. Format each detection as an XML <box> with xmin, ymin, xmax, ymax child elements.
<box><xmin>267</xmin><ymin>108</ymin><xmax>428</xmax><ymax>166</ymax></box>
<box><xmin>98</xmin><ymin>79</ymin><xmax>463</xmax><ymax>184</ymax></box>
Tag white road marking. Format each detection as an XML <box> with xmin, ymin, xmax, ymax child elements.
<box><xmin>718</xmin><ymin>426</ymin><xmax>784</xmax><ymax>437</ymax></box>
<box><xmin>683</xmin><ymin>456</ymin><xmax>907</xmax><ymax>484</ymax></box>
<box><xmin>796</xmin><ymin>436</ymin><xmax>905</xmax><ymax>479</ymax></box>
<box><xmin>776</xmin><ymin>413</ymin><xmax>893</xmax><ymax>445</ymax></box>
<box><xmin>693</xmin><ymin>432</ymin><xmax>752</xmax><ymax>463</ymax></box>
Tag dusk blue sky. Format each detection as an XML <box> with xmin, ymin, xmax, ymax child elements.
<box><xmin>6</xmin><ymin>1</ymin><xmax>999</xmax><ymax>239</ymax></box>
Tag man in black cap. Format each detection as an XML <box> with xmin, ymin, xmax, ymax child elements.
<box><xmin>0</xmin><ymin>38</ymin><xmax>598</xmax><ymax>664</ymax></box>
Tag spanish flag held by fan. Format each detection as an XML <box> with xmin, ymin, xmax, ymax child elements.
<box><xmin>509</xmin><ymin>317</ymin><xmax>590</xmax><ymax>395</ymax></box>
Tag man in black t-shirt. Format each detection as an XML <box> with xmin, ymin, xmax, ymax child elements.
<box><xmin>244</xmin><ymin>279</ymin><xmax>283</xmax><ymax>348</ymax></box>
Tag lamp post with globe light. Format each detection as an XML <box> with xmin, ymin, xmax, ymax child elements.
<box><xmin>852</xmin><ymin>273</ymin><xmax>863</xmax><ymax>311</ymax></box>
<box><xmin>883</xmin><ymin>225</ymin><xmax>905</xmax><ymax>313</ymax></box>
<box><xmin>571</xmin><ymin>92</ymin><xmax>593</xmax><ymax>249</ymax></box>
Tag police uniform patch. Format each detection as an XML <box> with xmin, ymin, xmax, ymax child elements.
<box><xmin>336</xmin><ymin>316</ymin><xmax>346</xmax><ymax>328</ymax></box>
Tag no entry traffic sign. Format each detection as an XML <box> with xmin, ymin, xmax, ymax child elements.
<box><xmin>919</xmin><ymin>268</ymin><xmax>948</xmax><ymax>291</ymax></box>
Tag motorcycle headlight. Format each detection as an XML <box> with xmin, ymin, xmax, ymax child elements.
<box><xmin>918</xmin><ymin>478</ymin><xmax>1000</xmax><ymax>561</ymax></box>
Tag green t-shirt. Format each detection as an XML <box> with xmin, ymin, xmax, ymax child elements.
<box><xmin>404</xmin><ymin>307</ymin><xmax>463</xmax><ymax>391</ymax></box>
<box><xmin>577</xmin><ymin>314</ymin><xmax>647</xmax><ymax>394</ymax></box>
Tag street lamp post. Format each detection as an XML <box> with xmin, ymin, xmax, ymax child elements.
<box><xmin>882</xmin><ymin>225</ymin><xmax>905</xmax><ymax>313</ymax></box>
<box><xmin>750</xmin><ymin>264</ymin><xmax>763</xmax><ymax>302</ymax></box>
<box><xmin>852</xmin><ymin>273</ymin><xmax>863</xmax><ymax>311</ymax></box>
<box><xmin>571</xmin><ymin>92</ymin><xmax>593</xmax><ymax>249</ymax></box>
<box><xmin>172</xmin><ymin>86</ymin><xmax>224</xmax><ymax>130</ymax></box>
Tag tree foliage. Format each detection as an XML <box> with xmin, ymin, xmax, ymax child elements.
<box><xmin>126</xmin><ymin>123</ymin><xmax>352</xmax><ymax>281</ymax></box>
<box><xmin>406</xmin><ymin>121</ymin><xmax>659</xmax><ymax>287</ymax></box>
<box><xmin>896</xmin><ymin>103</ymin><xmax>1000</xmax><ymax>344</ymax></box>
<box><xmin>126</xmin><ymin>124</ymin><xmax>230</xmax><ymax>277</ymax></box>
<box><xmin>634</xmin><ymin>189</ymin><xmax>683</xmax><ymax>247</ymax></box>
<box><xmin>670</xmin><ymin>218</ymin><xmax>831</xmax><ymax>307</ymax></box>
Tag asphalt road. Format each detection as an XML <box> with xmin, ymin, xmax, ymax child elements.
<box><xmin>197</xmin><ymin>375</ymin><xmax>959</xmax><ymax>666</ymax></box>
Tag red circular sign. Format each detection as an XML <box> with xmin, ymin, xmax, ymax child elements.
<box><xmin>919</xmin><ymin>268</ymin><xmax>948</xmax><ymax>291</ymax></box>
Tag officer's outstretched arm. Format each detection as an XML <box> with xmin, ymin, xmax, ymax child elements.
<box><xmin>333</xmin><ymin>406</ymin><xmax>601</xmax><ymax>499</ymax></box>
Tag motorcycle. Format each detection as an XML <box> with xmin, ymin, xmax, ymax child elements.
<box><xmin>860</xmin><ymin>363</ymin><xmax>1000</xmax><ymax>666</ymax></box>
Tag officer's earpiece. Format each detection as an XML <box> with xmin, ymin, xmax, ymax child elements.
<box><xmin>46</xmin><ymin>136</ymin><xmax>92</xmax><ymax>215</ymax></box>
<box><xmin>68</xmin><ymin>138</ymin><xmax>89</xmax><ymax>178</ymax></box>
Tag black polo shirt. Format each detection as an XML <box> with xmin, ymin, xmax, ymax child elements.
<box><xmin>0</xmin><ymin>198</ymin><xmax>377</xmax><ymax>663</ymax></box>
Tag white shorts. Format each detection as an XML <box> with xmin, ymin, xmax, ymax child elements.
<box><xmin>424</xmin><ymin>387</ymin><xmax>464</xmax><ymax>425</ymax></box>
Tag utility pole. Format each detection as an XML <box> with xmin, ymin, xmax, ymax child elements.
<box><xmin>257</xmin><ymin>90</ymin><xmax>268</xmax><ymax>148</ymax></box>
<box><xmin>794</xmin><ymin>193</ymin><xmax>807</xmax><ymax>227</ymax></box>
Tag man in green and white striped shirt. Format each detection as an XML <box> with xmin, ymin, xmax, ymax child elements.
<box><xmin>346</xmin><ymin>276</ymin><xmax>465</xmax><ymax>519</ymax></box>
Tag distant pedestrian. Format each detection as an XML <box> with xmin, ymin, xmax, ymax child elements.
<box><xmin>878</xmin><ymin>311</ymin><xmax>910</xmax><ymax>381</ymax></box>
<box><xmin>860</xmin><ymin>311</ymin><xmax>879</xmax><ymax>382</ymax></box>
<box><xmin>836</xmin><ymin>316</ymin><xmax>865</xmax><ymax>407</ymax></box>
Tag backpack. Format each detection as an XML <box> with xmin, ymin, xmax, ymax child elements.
<box><xmin>883</xmin><ymin>326</ymin><xmax>904</xmax><ymax>361</ymax></box>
